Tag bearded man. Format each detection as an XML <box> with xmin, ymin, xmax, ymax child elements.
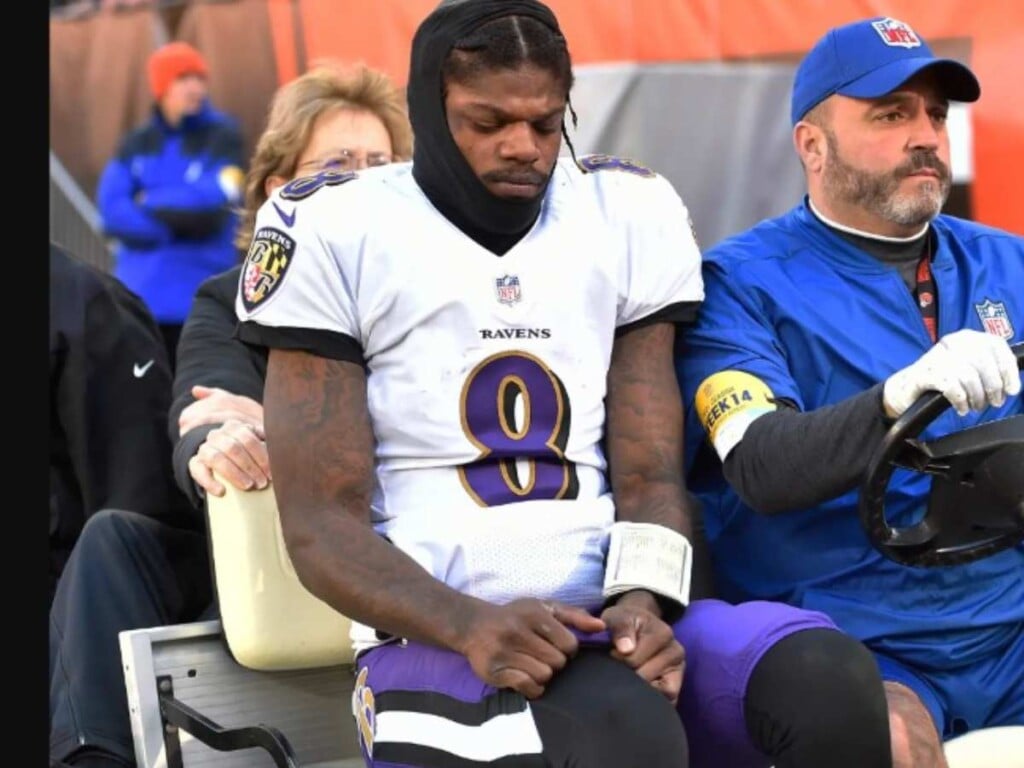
<box><xmin>675</xmin><ymin>16</ymin><xmax>1023</xmax><ymax>768</ymax></box>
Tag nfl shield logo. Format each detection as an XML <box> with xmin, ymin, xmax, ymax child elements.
<box><xmin>495</xmin><ymin>274</ymin><xmax>522</xmax><ymax>306</ymax></box>
<box><xmin>871</xmin><ymin>18</ymin><xmax>921</xmax><ymax>49</ymax></box>
<box><xmin>975</xmin><ymin>299</ymin><xmax>1014</xmax><ymax>340</ymax></box>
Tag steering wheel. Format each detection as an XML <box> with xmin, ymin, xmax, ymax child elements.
<box><xmin>859</xmin><ymin>342</ymin><xmax>1024</xmax><ymax>567</ymax></box>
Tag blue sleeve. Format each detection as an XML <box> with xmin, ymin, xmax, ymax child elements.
<box><xmin>141</xmin><ymin>124</ymin><xmax>245</xmax><ymax>215</ymax></box>
<box><xmin>96</xmin><ymin>157</ymin><xmax>173</xmax><ymax>248</ymax></box>
<box><xmin>677</xmin><ymin>257</ymin><xmax>803</xmax><ymax>409</ymax></box>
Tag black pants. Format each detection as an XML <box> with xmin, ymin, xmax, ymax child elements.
<box><xmin>483</xmin><ymin>629</ymin><xmax>889</xmax><ymax>768</ymax></box>
<box><xmin>530</xmin><ymin>647</ymin><xmax>689</xmax><ymax>767</ymax></box>
<box><xmin>49</xmin><ymin>509</ymin><xmax>213</xmax><ymax>764</ymax></box>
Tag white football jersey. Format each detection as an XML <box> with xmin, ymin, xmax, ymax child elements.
<box><xmin>237</xmin><ymin>156</ymin><xmax>703</xmax><ymax>647</ymax></box>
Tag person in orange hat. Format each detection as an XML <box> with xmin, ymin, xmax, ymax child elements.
<box><xmin>96</xmin><ymin>41</ymin><xmax>245</xmax><ymax>371</ymax></box>
<box><xmin>146</xmin><ymin>41</ymin><xmax>210</xmax><ymax>124</ymax></box>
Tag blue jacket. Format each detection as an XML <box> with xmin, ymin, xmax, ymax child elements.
<box><xmin>676</xmin><ymin>199</ymin><xmax>1024</xmax><ymax>667</ymax></box>
<box><xmin>96</xmin><ymin>100</ymin><xmax>245</xmax><ymax>324</ymax></box>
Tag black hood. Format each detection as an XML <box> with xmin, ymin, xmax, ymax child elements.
<box><xmin>408</xmin><ymin>0</ymin><xmax>564</xmax><ymax>254</ymax></box>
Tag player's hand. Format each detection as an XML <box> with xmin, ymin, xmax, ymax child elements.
<box><xmin>187</xmin><ymin>419</ymin><xmax>270</xmax><ymax>497</ymax></box>
<box><xmin>883</xmin><ymin>329</ymin><xmax>1021</xmax><ymax>418</ymax></box>
<box><xmin>601</xmin><ymin>590</ymin><xmax>685</xmax><ymax>705</ymax></box>
<box><xmin>179</xmin><ymin>385</ymin><xmax>265</xmax><ymax>436</ymax></box>
<box><xmin>461</xmin><ymin>598</ymin><xmax>605</xmax><ymax>699</ymax></box>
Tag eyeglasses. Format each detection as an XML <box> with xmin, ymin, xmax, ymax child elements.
<box><xmin>296</xmin><ymin>149</ymin><xmax>394</xmax><ymax>174</ymax></box>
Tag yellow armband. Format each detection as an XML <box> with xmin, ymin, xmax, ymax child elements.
<box><xmin>694</xmin><ymin>370</ymin><xmax>777</xmax><ymax>461</ymax></box>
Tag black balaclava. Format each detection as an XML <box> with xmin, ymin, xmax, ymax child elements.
<box><xmin>408</xmin><ymin>0</ymin><xmax>566</xmax><ymax>255</ymax></box>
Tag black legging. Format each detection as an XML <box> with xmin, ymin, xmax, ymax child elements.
<box><xmin>532</xmin><ymin>647</ymin><xmax>690</xmax><ymax>767</ymax></box>
<box><xmin>745</xmin><ymin>628</ymin><xmax>892</xmax><ymax>767</ymax></box>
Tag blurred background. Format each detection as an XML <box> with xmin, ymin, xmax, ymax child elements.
<box><xmin>50</xmin><ymin>0</ymin><xmax>1024</xmax><ymax>271</ymax></box>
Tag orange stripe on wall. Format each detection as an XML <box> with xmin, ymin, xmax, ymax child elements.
<box><xmin>281</xmin><ymin>0</ymin><xmax>1022</xmax><ymax>234</ymax></box>
<box><xmin>267</xmin><ymin>0</ymin><xmax>299</xmax><ymax>86</ymax></box>
<box><xmin>958</xmin><ymin>2</ymin><xmax>1024</xmax><ymax>235</ymax></box>
<box><xmin>298</xmin><ymin>0</ymin><xmax>434</xmax><ymax>85</ymax></box>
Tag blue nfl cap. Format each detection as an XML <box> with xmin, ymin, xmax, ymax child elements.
<box><xmin>791</xmin><ymin>17</ymin><xmax>980</xmax><ymax>125</ymax></box>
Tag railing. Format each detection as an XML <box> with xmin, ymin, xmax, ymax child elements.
<box><xmin>50</xmin><ymin>150</ymin><xmax>113</xmax><ymax>272</ymax></box>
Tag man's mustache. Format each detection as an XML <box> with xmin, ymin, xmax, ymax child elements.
<box><xmin>897</xmin><ymin>152</ymin><xmax>950</xmax><ymax>182</ymax></box>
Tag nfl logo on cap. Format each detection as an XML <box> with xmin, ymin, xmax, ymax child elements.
<box><xmin>871</xmin><ymin>18</ymin><xmax>921</xmax><ymax>49</ymax></box>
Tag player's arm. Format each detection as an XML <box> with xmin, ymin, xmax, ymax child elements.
<box><xmin>263</xmin><ymin>348</ymin><xmax>474</xmax><ymax>645</ymax></box>
<box><xmin>606</xmin><ymin>319</ymin><xmax>696</xmax><ymax>617</ymax></box>
<box><xmin>603</xmin><ymin>166</ymin><xmax>703</xmax><ymax>622</ymax></box>
<box><xmin>603</xmin><ymin>320</ymin><xmax>690</xmax><ymax>701</ymax></box>
<box><xmin>263</xmin><ymin>348</ymin><xmax>600</xmax><ymax>697</ymax></box>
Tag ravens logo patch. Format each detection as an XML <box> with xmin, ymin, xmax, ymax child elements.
<box><xmin>241</xmin><ymin>227</ymin><xmax>295</xmax><ymax>312</ymax></box>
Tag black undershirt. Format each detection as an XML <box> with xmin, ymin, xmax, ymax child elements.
<box><xmin>722</xmin><ymin>212</ymin><xmax>929</xmax><ymax>514</ymax></box>
<box><xmin>832</xmin><ymin>224</ymin><xmax>929</xmax><ymax>292</ymax></box>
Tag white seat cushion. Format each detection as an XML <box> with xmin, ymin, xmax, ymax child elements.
<box><xmin>944</xmin><ymin>726</ymin><xmax>1024</xmax><ymax>768</ymax></box>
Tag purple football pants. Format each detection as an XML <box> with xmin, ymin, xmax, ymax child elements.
<box><xmin>353</xmin><ymin>598</ymin><xmax>838</xmax><ymax>768</ymax></box>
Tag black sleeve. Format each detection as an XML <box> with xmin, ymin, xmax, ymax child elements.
<box><xmin>722</xmin><ymin>384</ymin><xmax>892</xmax><ymax>514</ymax></box>
<box><xmin>171</xmin><ymin>423</ymin><xmax>217</xmax><ymax>511</ymax></box>
<box><xmin>149</xmin><ymin>208</ymin><xmax>230</xmax><ymax>241</ymax></box>
<box><xmin>169</xmin><ymin>265</ymin><xmax>268</xmax><ymax>507</ymax></box>
<box><xmin>49</xmin><ymin>245</ymin><xmax>191</xmax><ymax>531</ymax></box>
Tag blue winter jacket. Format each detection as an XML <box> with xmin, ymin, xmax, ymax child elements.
<box><xmin>97</xmin><ymin>100</ymin><xmax>245</xmax><ymax>324</ymax></box>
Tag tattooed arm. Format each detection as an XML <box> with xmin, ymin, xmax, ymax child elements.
<box><xmin>606</xmin><ymin>321</ymin><xmax>694</xmax><ymax>547</ymax></box>
<box><xmin>602</xmin><ymin>321</ymin><xmax>692</xmax><ymax>700</ymax></box>
<box><xmin>263</xmin><ymin>348</ymin><xmax>602</xmax><ymax>697</ymax></box>
<box><xmin>264</xmin><ymin>348</ymin><xmax>482</xmax><ymax>647</ymax></box>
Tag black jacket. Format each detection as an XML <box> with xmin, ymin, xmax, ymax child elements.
<box><xmin>49</xmin><ymin>243</ymin><xmax>191</xmax><ymax>599</ymax></box>
<box><xmin>169</xmin><ymin>265</ymin><xmax>268</xmax><ymax>512</ymax></box>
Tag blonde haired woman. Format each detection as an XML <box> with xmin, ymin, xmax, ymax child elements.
<box><xmin>236</xmin><ymin>60</ymin><xmax>414</xmax><ymax>252</ymax></box>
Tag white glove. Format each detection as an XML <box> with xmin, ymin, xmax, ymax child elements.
<box><xmin>883</xmin><ymin>329</ymin><xmax>1022</xmax><ymax>418</ymax></box>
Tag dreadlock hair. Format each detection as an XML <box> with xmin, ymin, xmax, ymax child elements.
<box><xmin>441</xmin><ymin>15</ymin><xmax>582</xmax><ymax>166</ymax></box>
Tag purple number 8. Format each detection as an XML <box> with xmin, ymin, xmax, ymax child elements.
<box><xmin>458</xmin><ymin>351</ymin><xmax>580</xmax><ymax>507</ymax></box>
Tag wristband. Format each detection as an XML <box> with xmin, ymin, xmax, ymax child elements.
<box><xmin>602</xmin><ymin>522</ymin><xmax>692</xmax><ymax>618</ymax></box>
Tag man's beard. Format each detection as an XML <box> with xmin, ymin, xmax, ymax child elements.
<box><xmin>821</xmin><ymin>129</ymin><xmax>952</xmax><ymax>229</ymax></box>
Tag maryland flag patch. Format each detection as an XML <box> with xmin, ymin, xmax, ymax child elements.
<box><xmin>241</xmin><ymin>227</ymin><xmax>295</xmax><ymax>312</ymax></box>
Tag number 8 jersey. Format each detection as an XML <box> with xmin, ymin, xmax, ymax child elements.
<box><xmin>236</xmin><ymin>156</ymin><xmax>703</xmax><ymax>625</ymax></box>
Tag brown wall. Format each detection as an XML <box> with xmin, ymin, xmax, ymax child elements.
<box><xmin>51</xmin><ymin>0</ymin><xmax>1024</xmax><ymax>234</ymax></box>
<box><xmin>50</xmin><ymin>0</ymin><xmax>281</xmax><ymax>202</ymax></box>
